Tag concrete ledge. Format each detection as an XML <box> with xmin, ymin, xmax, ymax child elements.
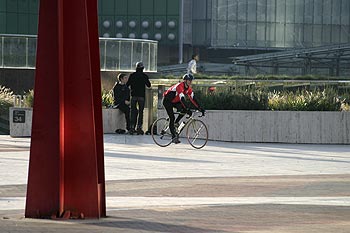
<box><xmin>9</xmin><ymin>108</ymin><xmax>151</xmax><ymax>136</ymax></box>
<box><xmin>158</xmin><ymin>109</ymin><xmax>350</xmax><ymax>144</ymax></box>
<box><xmin>102</xmin><ymin>108</ymin><xmax>126</xmax><ymax>133</ymax></box>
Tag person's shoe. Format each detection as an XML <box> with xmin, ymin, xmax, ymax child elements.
<box><xmin>136</xmin><ymin>128</ymin><xmax>144</xmax><ymax>135</ymax></box>
<box><xmin>172</xmin><ymin>136</ymin><xmax>181</xmax><ymax>144</ymax></box>
<box><xmin>115</xmin><ymin>129</ymin><xmax>126</xmax><ymax>134</ymax></box>
<box><xmin>128</xmin><ymin>129</ymin><xmax>136</xmax><ymax>135</ymax></box>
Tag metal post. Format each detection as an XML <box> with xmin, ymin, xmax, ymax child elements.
<box><xmin>179</xmin><ymin>0</ymin><xmax>184</xmax><ymax>64</ymax></box>
<box><xmin>157</xmin><ymin>85</ymin><xmax>165</xmax><ymax>109</ymax></box>
<box><xmin>145</xmin><ymin>87</ymin><xmax>154</xmax><ymax>132</ymax></box>
<box><xmin>335</xmin><ymin>56</ymin><xmax>340</xmax><ymax>77</ymax></box>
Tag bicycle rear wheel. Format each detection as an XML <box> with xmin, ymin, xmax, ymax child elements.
<box><xmin>151</xmin><ymin>118</ymin><xmax>173</xmax><ymax>147</ymax></box>
<box><xmin>186</xmin><ymin>119</ymin><xmax>208</xmax><ymax>149</ymax></box>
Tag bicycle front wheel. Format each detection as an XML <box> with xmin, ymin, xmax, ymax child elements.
<box><xmin>186</xmin><ymin>119</ymin><xmax>208</xmax><ymax>149</ymax></box>
<box><xmin>151</xmin><ymin>118</ymin><xmax>173</xmax><ymax>147</ymax></box>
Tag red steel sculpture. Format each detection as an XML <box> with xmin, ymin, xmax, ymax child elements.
<box><xmin>25</xmin><ymin>0</ymin><xmax>106</xmax><ymax>219</ymax></box>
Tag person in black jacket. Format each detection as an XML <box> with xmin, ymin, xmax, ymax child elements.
<box><xmin>126</xmin><ymin>61</ymin><xmax>151</xmax><ymax>135</ymax></box>
<box><xmin>113</xmin><ymin>73</ymin><xmax>130</xmax><ymax>133</ymax></box>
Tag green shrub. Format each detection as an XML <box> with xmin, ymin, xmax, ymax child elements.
<box><xmin>196</xmin><ymin>88</ymin><xmax>269</xmax><ymax>110</ymax></box>
<box><xmin>268</xmin><ymin>89</ymin><xmax>342</xmax><ymax>111</ymax></box>
<box><xmin>21</xmin><ymin>89</ymin><xmax>115</xmax><ymax>108</ymax></box>
<box><xmin>24</xmin><ymin>89</ymin><xmax>34</xmax><ymax>107</ymax></box>
<box><xmin>0</xmin><ymin>86</ymin><xmax>14</xmax><ymax>116</ymax></box>
<box><xmin>196</xmin><ymin>87</ymin><xmax>346</xmax><ymax>111</ymax></box>
<box><xmin>101</xmin><ymin>89</ymin><xmax>114</xmax><ymax>108</ymax></box>
<box><xmin>339</xmin><ymin>91</ymin><xmax>350</xmax><ymax>111</ymax></box>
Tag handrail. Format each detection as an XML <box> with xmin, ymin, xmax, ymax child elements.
<box><xmin>233</xmin><ymin>43</ymin><xmax>350</xmax><ymax>64</ymax></box>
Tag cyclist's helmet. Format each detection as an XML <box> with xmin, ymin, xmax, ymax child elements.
<box><xmin>183</xmin><ymin>73</ymin><xmax>194</xmax><ymax>81</ymax></box>
<box><xmin>136</xmin><ymin>61</ymin><xmax>144</xmax><ymax>69</ymax></box>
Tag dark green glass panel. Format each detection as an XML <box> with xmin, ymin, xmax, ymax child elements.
<box><xmin>115</xmin><ymin>0</ymin><xmax>127</xmax><ymax>15</ymax></box>
<box><xmin>127</xmin><ymin>0</ymin><xmax>140</xmax><ymax>15</ymax></box>
<box><xmin>0</xmin><ymin>12</ymin><xmax>6</xmax><ymax>33</ymax></box>
<box><xmin>0</xmin><ymin>0</ymin><xmax>6</xmax><ymax>12</ymax></box>
<box><xmin>28</xmin><ymin>0</ymin><xmax>38</xmax><ymax>14</ymax></box>
<box><xmin>28</xmin><ymin>13</ymin><xmax>37</xmax><ymax>34</ymax></box>
<box><xmin>154</xmin><ymin>0</ymin><xmax>166</xmax><ymax>15</ymax></box>
<box><xmin>141</xmin><ymin>0</ymin><xmax>153</xmax><ymax>15</ymax></box>
<box><xmin>18</xmin><ymin>0</ymin><xmax>29</xmax><ymax>13</ymax></box>
<box><xmin>6</xmin><ymin>0</ymin><xmax>17</xmax><ymax>12</ymax></box>
<box><xmin>6</xmin><ymin>13</ymin><xmax>18</xmax><ymax>33</ymax></box>
<box><xmin>101</xmin><ymin>0</ymin><xmax>114</xmax><ymax>15</ymax></box>
<box><xmin>100</xmin><ymin>16</ymin><xmax>115</xmax><ymax>37</ymax></box>
<box><xmin>167</xmin><ymin>0</ymin><xmax>179</xmax><ymax>15</ymax></box>
<box><xmin>18</xmin><ymin>13</ymin><xmax>28</xmax><ymax>34</ymax></box>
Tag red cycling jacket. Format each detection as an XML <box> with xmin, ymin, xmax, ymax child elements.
<box><xmin>163</xmin><ymin>82</ymin><xmax>199</xmax><ymax>108</ymax></box>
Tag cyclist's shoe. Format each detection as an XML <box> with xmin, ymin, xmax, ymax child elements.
<box><xmin>136</xmin><ymin>128</ymin><xmax>144</xmax><ymax>135</ymax></box>
<box><xmin>128</xmin><ymin>129</ymin><xmax>136</xmax><ymax>135</ymax></box>
<box><xmin>172</xmin><ymin>135</ymin><xmax>181</xmax><ymax>144</ymax></box>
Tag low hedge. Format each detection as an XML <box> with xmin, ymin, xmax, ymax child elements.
<box><xmin>195</xmin><ymin>89</ymin><xmax>268</xmax><ymax>110</ymax></box>
<box><xmin>18</xmin><ymin>86</ymin><xmax>350</xmax><ymax>111</ymax></box>
<box><xmin>196</xmin><ymin>88</ymin><xmax>349</xmax><ymax>111</ymax></box>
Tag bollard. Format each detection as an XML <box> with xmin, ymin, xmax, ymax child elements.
<box><xmin>13</xmin><ymin>95</ymin><xmax>23</xmax><ymax>107</ymax></box>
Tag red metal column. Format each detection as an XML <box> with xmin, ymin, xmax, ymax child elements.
<box><xmin>25</xmin><ymin>0</ymin><xmax>106</xmax><ymax>219</ymax></box>
<box><xmin>86</xmin><ymin>0</ymin><xmax>106</xmax><ymax>217</ymax></box>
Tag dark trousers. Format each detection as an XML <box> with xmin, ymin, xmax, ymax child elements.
<box><xmin>163</xmin><ymin>99</ymin><xmax>186</xmax><ymax>137</ymax></box>
<box><xmin>117</xmin><ymin>103</ymin><xmax>130</xmax><ymax>130</ymax></box>
<box><xmin>130</xmin><ymin>96</ymin><xmax>145</xmax><ymax>130</ymax></box>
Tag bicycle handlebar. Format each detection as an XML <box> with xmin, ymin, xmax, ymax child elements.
<box><xmin>174</xmin><ymin>109</ymin><xmax>205</xmax><ymax>118</ymax></box>
<box><xmin>185</xmin><ymin>110</ymin><xmax>205</xmax><ymax>119</ymax></box>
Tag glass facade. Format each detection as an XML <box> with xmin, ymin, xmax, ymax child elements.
<box><xmin>0</xmin><ymin>35</ymin><xmax>158</xmax><ymax>72</ymax></box>
<box><xmin>200</xmin><ymin>0</ymin><xmax>350</xmax><ymax>48</ymax></box>
<box><xmin>99</xmin><ymin>0</ymin><xmax>179</xmax><ymax>45</ymax></box>
<box><xmin>0</xmin><ymin>0</ymin><xmax>179</xmax><ymax>45</ymax></box>
<box><xmin>0</xmin><ymin>0</ymin><xmax>39</xmax><ymax>35</ymax></box>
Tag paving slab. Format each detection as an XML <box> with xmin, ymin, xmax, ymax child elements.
<box><xmin>0</xmin><ymin>134</ymin><xmax>350</xmax><ymax>232</ymax></box>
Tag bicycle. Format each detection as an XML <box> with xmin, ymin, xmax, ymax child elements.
<box><xmin>151</xmin><ymin>110</ymin><xmax>208</xmax><ymax>149</ymax></box>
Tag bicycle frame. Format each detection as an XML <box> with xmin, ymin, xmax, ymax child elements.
<box><xmin>177</xmin><ymin>111</ymin><xmax>200</xmax><ymax>134</ymax></box>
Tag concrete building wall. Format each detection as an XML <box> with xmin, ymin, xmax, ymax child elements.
<box><xmin>204</xmin><ymin>0</ymin><xmax>350</xmax><ymax>49</ymax></box>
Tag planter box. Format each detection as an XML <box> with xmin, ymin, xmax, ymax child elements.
<box><xmin>9</xmin><ymin>107</ymin><xmax>152</xmax><ymax>136</ymax></box>
<box><xmin>9</xmin><ymin>107</ymin><xmax>33</xmax><ymax>137</ymax></box>
<box><xmin>158</xmin><ymin>109</ymin><xmax>350</xmax><ymax>144</ymax></box>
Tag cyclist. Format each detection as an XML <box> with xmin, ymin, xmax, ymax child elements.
<box><xmin>163</xmin><ymin>73</ymin><xmax>205</xmax><ymax>144</ymax></box>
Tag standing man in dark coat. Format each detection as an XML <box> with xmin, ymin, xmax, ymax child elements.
<box><xmin>126</xmin><ymin>61</ymin><xmax>151</xmax><ymax>135</ymax></box>
<box><xmin>113</xmin><ymin>73</ymin><xmax>130</xmax><ymax>133</ymax></box>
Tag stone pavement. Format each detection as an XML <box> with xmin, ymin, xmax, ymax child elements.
<box><xmin>0</xmin><ymin>134</ymin><xmax>350</xmax><ymax>232</ymax></box>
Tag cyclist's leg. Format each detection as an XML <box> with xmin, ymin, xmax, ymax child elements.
<box><xmin>163</xmin><ymin>100</ymin><xmax>177</xmax><ymax>138</ymax></box>
<box><xmin>175</xmin><ymin>103</ymin><xmax>186</xmax><ymax>123</ymax></box>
